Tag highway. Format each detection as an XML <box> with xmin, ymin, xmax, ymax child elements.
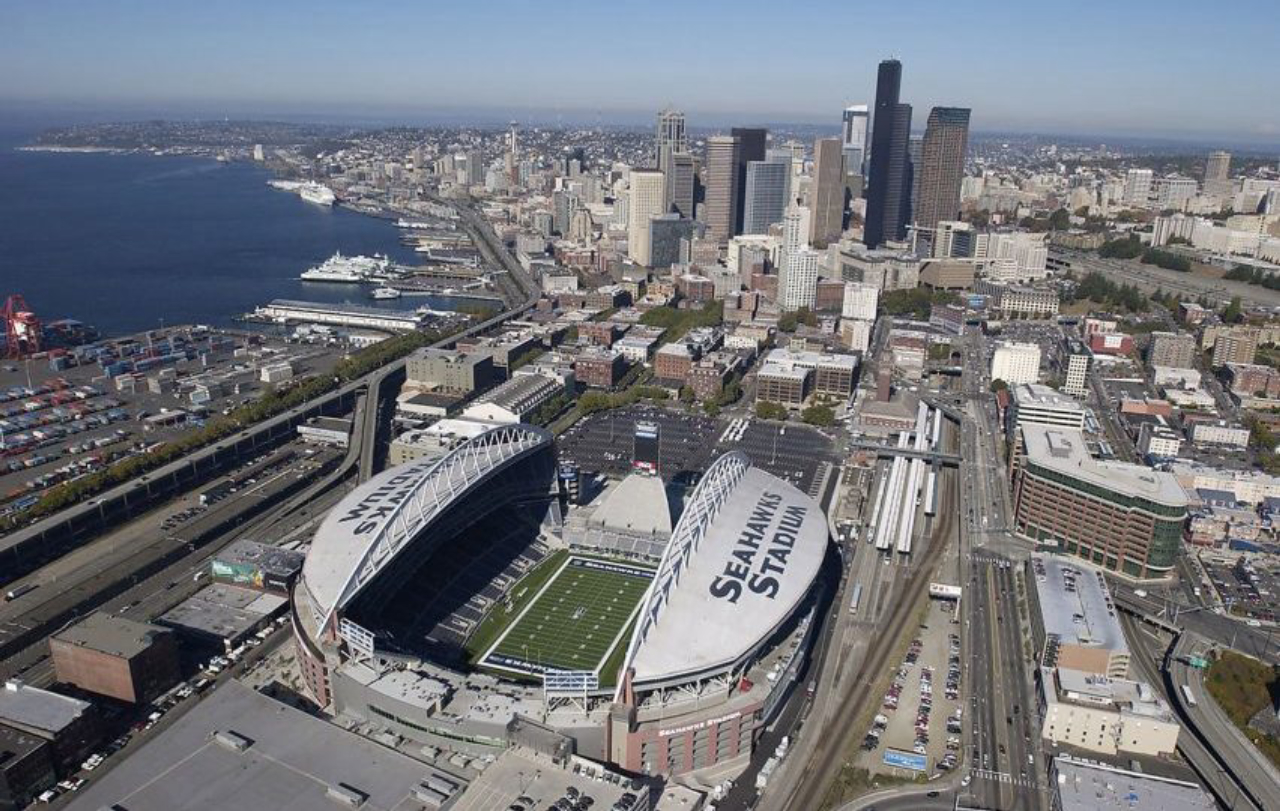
<box><xmin>1120</xmin><ymin>616</ymin><xmax>1266</xmax><ymax>811</ymax></box>
<box><xmin>1053</xmin><ymin>248</ymin><xmax>1280</xmax><ymax>310</ymax></box>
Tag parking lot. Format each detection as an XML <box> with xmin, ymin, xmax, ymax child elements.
<box><xmin>556</xmin><ymin>404</ymin><xmax>719</xmax><ymax>481</ymax></box>
<box><xmin>0</xmin><ymin>327</ymin><xmax>341</xmax><ymax>522</ymax></box>
<box><xmin>1203</xmin><ymin>555</ymin><xmax>1280</xmax><ymax>624</ymax></box>
<box><xmin>716</xmin><ymin>417</ymin><xmax>838</xmax><ymax>498</ymax></box>
<box><xmin>859</xmin><ymin>598</ymin><xmax>965</xmax><ymax>778</ymax></box>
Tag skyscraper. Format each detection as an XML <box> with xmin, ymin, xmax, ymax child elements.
<box><xmin>810</xmin><ymin>138</ymin><xmax>845</xmax><ymax>246</ymax></box>
<box><xmin>628</xmin><ymin>169</ymin><xmax>666</xmax><ymax>267</ymax></box>
<box><xmin>1204</xmin><ymin>150</ymin><xmax>1232</xmax><ymax>196</ymax></box>
<box><xmin>841</xmin><ymin>104</ymin><xmax>869</xmax><ymax>176</ymax></box>
<box><xmin>704</xmin><ymin>135</ymin><xmax>740</xmax><ymax>243</ymax></box>
<box><xmin>664</xmin><ymin>151</ymin><xmax>695</xmax><ymax>218</ymax></box>
<box><xmin>742</xmin><ymin>160</ymin><xmax>789</xmax><ymax>235</ymax></box>
<box><xmin>778</xmin><ymin>204</ymin><xmax>818</xmax><ymax>311</ymax></box>
<box><xmin>865</xmin><ymin>60</ymin><xmax>913</xmax><ymax>248</ymax></box>
<box><xmin>914</xmin><ymin>107</ymin><xmax>971</xmax><ymax>232</ymax></box>
<box><xmin>655</xmin><ymin>108</ymin><xmax>688</xmax><ymax>174</ymax></box>
<box><xmin>731</xmin><ymin>127</ymin><xmax>768</xmax><ymax>234</ymax></box>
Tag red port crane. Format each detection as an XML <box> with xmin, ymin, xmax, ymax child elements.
<box><xmin>3</xmin><ymin>295</ymin><xmax>42</xmax><ymax>359</ymax></box>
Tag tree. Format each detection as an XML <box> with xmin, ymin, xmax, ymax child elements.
<box><xmin>1098</xmin><ymin>236</ymin><xmax>1144</xmax><ymax>259</ymax></box>
<box><xmin>678</xmin><ymin>385</ymin><xmax>695</xmax><ymax>404</ymax></box>
<box><xmin>1048</xmin><ymin>208</ymin><xmax>1071</xmax><ymax>230</ymax></box>
<box><xmin>801</xmin><ymin>404</ymin><xmax>836</xmax><ymax>427</ymax></box>
<box><xmin>990</xmin><ymin>378</ymin><xmax>1008</xmax><ymax>393</ymax></box>
<box><xmin>1222</xmin><ymin>296</ymin><xmax>1244</xmax><ymax>324</ymax></box>
<box><xmin>756</xmin><ymin>401</ymin><xmax>788</xmax><ymax>421</ymax></box>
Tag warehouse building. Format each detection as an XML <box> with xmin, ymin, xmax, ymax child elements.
<box><xmin>50</xmin><ymin>614</ymin><xmax>181</xmax><ymax>705</ymax></box>
<box><xmin>211</xmin><ymin>539</ymin><xmax>305</xmax><ymax>596</ymax></box>
<box><xmin>0</xmin><ymin>681</ymin><xmax>100</xmax><ymax>774</ymax></box>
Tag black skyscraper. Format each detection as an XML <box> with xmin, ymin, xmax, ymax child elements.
<box><xmin>865</xmin><ymin>60</ymin><xmax>913</xmax><ymax>248</ymax></box>
<box><xmin>731</xmin><ymin>127</ymin><xmax>767</xmax><ymax>235</ymax></box>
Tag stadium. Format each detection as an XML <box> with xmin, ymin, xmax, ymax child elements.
<box><xmin>292</xmin><ymin>422</ymin><xmax>833</xmax><ymax>778</ymax></box>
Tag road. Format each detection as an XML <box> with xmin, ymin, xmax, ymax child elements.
<box><xmin>1053</xmin><ymin>248</ymin><xmax>1280</xmax><ymax>309</ymax></box>
<box><xmin>1120</xmin><ymin>615</ymin><xmax>1265</xmax><ymax>811</ymax></box>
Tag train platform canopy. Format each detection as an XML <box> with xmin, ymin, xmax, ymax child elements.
<box><xmin>623</xmin><ymin>453</ymin><xmax>828</xmax><ymax>687</ymax></box>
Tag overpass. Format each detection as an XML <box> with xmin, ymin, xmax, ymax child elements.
<box><xmin>849</xmin><ymin>441</ymin><xmax>960</xmax><ymax>467</ymax></box>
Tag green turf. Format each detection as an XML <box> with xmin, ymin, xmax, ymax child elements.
<box><xmin>463</xmin><ymin>549</ymin><xmax>569</xmax><ymax>663</ymax></box>
<box><xmin>482</xmin><ymin>557</ymin><xmax>653</xmax><ymax>676</ymax></box>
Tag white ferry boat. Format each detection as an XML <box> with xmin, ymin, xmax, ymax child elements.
<box><xmin>370</xmin><ymin>286</ymin><xmax>401</xmax><ymax>300</ymax></box>
<box><xmin>299</xmin><ymin>182</ymin><xmax>336</xmax><ymax>206</ymax></box>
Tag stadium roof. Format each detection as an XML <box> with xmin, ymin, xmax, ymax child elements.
<box><xmin>621</xmin><ymin>452</ymin><xmax>827</xmax><ymax>688</ymax></box>
<box><xmin>300</xmin><ymin>424</ymin><xmax>552</xmax><ymax>627</ymax></box>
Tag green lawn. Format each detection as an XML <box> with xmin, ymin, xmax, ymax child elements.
<box><xmin>480</xmin><ymin>556</ymin><xmax>652</xmax><ymax>678</ymax></box>
<box><xmin>1205</xmin><ymin>650</ymin><xmax>1280</xmax><ymax>770</ymax></box>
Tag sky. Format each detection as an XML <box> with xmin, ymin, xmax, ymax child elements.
<box><xmin>2</xmin><ymin>0</ymin><xmax>1278</xmax><ymax>145</ymax></box>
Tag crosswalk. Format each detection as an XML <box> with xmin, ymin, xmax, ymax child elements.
<box><xmin>970</xmin><ymin>767</ymin><xmax>1037</xmax><ymax>788</ymax></box>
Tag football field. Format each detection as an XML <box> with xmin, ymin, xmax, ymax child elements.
<box><xmin>480</xmin><ymin>556</ymin><xmax>653</xmax><ymax>679</ymax></box>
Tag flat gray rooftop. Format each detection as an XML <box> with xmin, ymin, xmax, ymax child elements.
<box><xmin>52</xmin><ymin>611</ymin><xmax>170</xmax><ymax>658</ymax></box>
<box><xmin>157</xmin><ymin>584</ymin><xmax>285</xmax><ymax>642</ymax></box>
<box><xmin>0</xmin><ymin>680</ymin><xmax>92</xmax><ymax>735</ymax></box>
<box><xmin>1033</xmin><ymin>554</ymin><xmax>1128</xmax><ymax>655</ymax></box>
<box><xmin>1054</xmin><ymin>757</ymin><xmax>1216</xmax><ymax>811</ymax></box>
<box><xmin>64</xmin><ymin>680</ymin><xmax>462</xmax><ymax>811</ymax></box>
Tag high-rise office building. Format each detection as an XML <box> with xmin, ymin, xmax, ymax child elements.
<box><xmin>865</xmin><ymin>60</ymin><xmax>913</xmax><ymax>248</ymax></box>
<box><xmin>1204</xmin><ymin>150</ymin><xmax>1232</xmax><ymax>196</ymax></box>
<box><xmin>841</xmin><ymin>104</ymin><xmax>869</xmax><ymax>176</ymax></box>
<box><xmin>810</xmin><ymin>138</ymin><xmax>845</xmax><ymax>246</ymax></box>
<box><xmin>914</xmin><ymin>107</ymin><xmax>971</xmax><ymax>232</ymax></box>
<box><xmin>731</xmin><ymin>127</ymin><xmax>768</xmax><ymax>234</ymax></box>
<box><xmin>655</xmin><ymin>108</ymin><xmax>687</xmax><ymax>174</ymax></box>
<box><xmin>704</xmin><ymin>135</ymin><xmax>740</xmax><ymax>243</ymax></box>
<box><xmin>664</xmin><ymin>151</ymin><xmax>695</xmax><ymax>218</ymax></box>
<box><xmin>907</xmin><ymin>135</ymin><xmax>923</xmax><ymax>222</ymax></box>
<box><xmin>1123</xmin><ymin>169</ymin><xmax>1153</xmax><ymax>207</ymax></box>
<box><xmin>628</xmin><ymin>169</ymin><xmax>666</xmax><ymax>267</ymax></box>
<box><xmin>465</xmin><ymin>149</ymin><xmax>485</xmax><ymax>186</ymax></box>
<box><xmin>742</xmin><ymin>160</ymin><xmax>790</xmax><ymax>235</ymax></box>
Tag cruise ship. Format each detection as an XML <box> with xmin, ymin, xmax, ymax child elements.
<box><xmin>300</xmin><ymin>252</ymin><xmax>398</xmax><ymax>283</ymax></box>
<box><xmin>299</xmin><ymin>182</ymin><xmax>336</xmax><ymax>206</ymax></box>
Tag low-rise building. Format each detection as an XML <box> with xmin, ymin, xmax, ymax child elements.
<box><xmin>756</xmin><ymin>365</ymin><xmax>811</xmax><ymax>409</ymax></box>
<box><xmin>575</xmin><ymin>348</ymin><xmax>626</xmax><ymax>389</ymax></box>
<box><xmin>654</xmin><ymin>343</ymin><xmax>698</xmax><ymax>386</ymax></box>
<box><xmin>405</xmin><ymin>347</ymin><xmax>495</xmax><ymax>395</ymax></box>
<box><xmin>0</xmin><ymin>681</ymin><xmax>99</xmax><ymax>775</ymax></box>
<box><xmin>50</xmin><ymin>613</ymin><xmax>181</xmax><ymax>705</ymax></box>
<box><xmin>462</xmin><ymin>373</ymin><xmax>564</xmax><ymax>424</ymax></box>
<box><xmin>1190</xmin><ymin>421</ymin><xmax>1250</xmax><ymax>449</ymax></box>
<box><xmin>761</xmin><ymin>347</ymin><xmax>857</xmax><ymax>399</ymax></box>
<box><xmin>991</xmin><ymin>342</ymin><xmax>1041</xmax><ymax>386</ymax></box>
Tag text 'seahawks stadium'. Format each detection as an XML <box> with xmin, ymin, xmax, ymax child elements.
<box><xmin>292</xmin><ymin>421</ymin><xmax>832</xmax><ymax>778</ymax></box>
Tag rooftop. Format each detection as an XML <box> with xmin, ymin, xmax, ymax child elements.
<box><xmin>1053</xmin><ymin>756</ymin><xmax>1216</xmax><ymax>811</ymax></box>
<box><xmin>63</xmin><ymin>680</ymin><xmax>461</xmax><ymax>811</ymax></box>
<box><xmin>626</xmin><ymin>456</ymin><xmax>827</xmax><ymax>686</ymax></box>
<box><xmin>52</xmin><ymin>612</ymin><xmax>172</xmax><ymax>659</ymax></box>
<box><xmin>1022</xmin><ymin>425</ymin><xmax>1187</xmax><ymax>508</ymax></box>
<box><xmin>0</xmin><ymin>680</ymin><xmax>92</xmax><ymax>735</ymax></box>
<box><xmin>1012</xmin><ymin>383</ymin><xmax>1086</xmax><ymax>412</ymax></box>
<box><xmin>1033</xmin><ymin>554</ymin><xmax>1128</xmax><ymax>656</ymax></box>
<box><xmin>157</xmin><ymin>584</ymin><xmax>285</xmax><ymax>642</ymax></box>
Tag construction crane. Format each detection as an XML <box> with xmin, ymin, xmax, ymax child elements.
<box><xmin>3</xmin><ymin>295</ymin><xmax>42</xmax><ymax>359</ymax></box>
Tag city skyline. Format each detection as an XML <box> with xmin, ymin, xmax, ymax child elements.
<box><xmin>2</xmin><ymin>0</ymin><xmax>1279</xmax><ymax>145</ymax></box>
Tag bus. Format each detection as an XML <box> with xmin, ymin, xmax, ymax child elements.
<box><xmin>1180</xmin><ymin>684</ymin><xmax>1197</xmax><ymax>707</ymax></box>
<box><xmin>849</xmin><ymin>583</ymin><xmax>864</xmax><ymax>616</ymax></box>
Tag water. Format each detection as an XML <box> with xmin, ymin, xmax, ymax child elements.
<box><xmin>0</xmin><ymin>127</ymin><xmax>452</xmax><ymax>337</ymax></box>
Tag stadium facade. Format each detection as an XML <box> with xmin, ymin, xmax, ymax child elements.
<box><xmin>292</xmin><ymin>427</ymin><xmax>831</xmax><ymax>779</ymax></box>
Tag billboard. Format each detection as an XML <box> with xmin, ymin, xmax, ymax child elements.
<box><xmin>211</xmin><ymin>560</ymin><xmax>264</xmax><ymax>589</ymax></box>
<box><xmin>883</xmin><ymin>749</ymin><xmax>928</xmax><ymax>772</ymax></box>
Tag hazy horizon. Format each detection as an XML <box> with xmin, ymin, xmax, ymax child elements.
<box><xmin>4</xmin><ymin>0</ymin><xmax>1279</xmax><ymax>149</ymax></box>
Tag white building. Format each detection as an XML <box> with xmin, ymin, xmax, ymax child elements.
<box><xmin>1064</xmin><ymin>352</ymin><xmax>1090</xmax><ymax>396</ymax></box>
<box><xmin>975</xmin><ymin>231</ymin><xmax>1049</xmax><ymax>283</ymax></box>
<box><xmin>1123</xmin><ymin>169</ymin><xmax>1154</xmax><ymax>207</ymax></box>
<box><xmin>778</xmin><ymin>205</ymin><xmax>818</xmax><ymax>311</ymax></box>
<box><xmin>840</xmin><ymin>318</ymin><xmax>873</xmax><ymax>353</ymax></box>
<box><xmin>841</xmin><ymin>282</ymin><xmax>879</xmax><ymax>320</ymax></box>
<box><xmin>992</xmin><ymin>342</ymin><xmax>1041</xmax><ymax>386</ymax></box>
<box><xmin>627</xmin><ymin>169</ymin><xmax>666</xmax><ymax>267</ymax></box>
<box><xmin>1190</xmin><ymin>422</ymin><xmax>1250</xmax><ymax>449</ymax></box>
